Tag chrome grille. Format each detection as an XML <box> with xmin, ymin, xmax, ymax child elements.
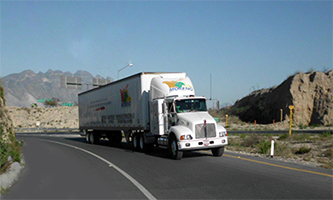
<box><xmin>195</xmin><ymin>123</ymin><xmax>216</xmax><ymax>139</ymax></box>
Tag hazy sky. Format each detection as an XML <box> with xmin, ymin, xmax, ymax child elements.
<box><xmin>1</xmin><ymin>0</ymin><xmax>332</xmax><ymax>106</ymax></box>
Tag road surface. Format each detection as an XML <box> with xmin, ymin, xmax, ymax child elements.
<box><xmin>4</xmin><ymin>133</ymin><xmax>332</xmax><ymax>199</ymax></box>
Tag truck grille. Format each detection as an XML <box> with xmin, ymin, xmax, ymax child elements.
<box><xmin>195</xmin><ymin>123</ymin><xmax>216</xmax><ymax>139</ymax></box>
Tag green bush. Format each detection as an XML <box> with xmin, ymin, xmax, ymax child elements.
<box><xmin>0</xmin><ymin>127</ymin><xmax>22</xmax><ymax>174</ymax></box>
<box><xmin>298</xmin><ymin>124</ymin><xmax>308</xmax><ymax>129</ymax></box>
<box><xmin>258</xmin><ymin>139</ymin><xmax>271</xmax><ymax>154</ymax></box>
<box><xmin>240</xmin><ymin>134</ymin><xmax>247</xmax><ymax>139</ymax></box>
<box><xmin>278</xmin><ymin>133</ymin><xmax>289</xmax><ymax>140</ymax></box>
<box><xmin>320</xmin><ymin>131</ymin><xmax>332</xmax><ymax>138</ymax></box>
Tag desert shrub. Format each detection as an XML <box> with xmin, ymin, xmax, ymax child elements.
<box><xmin>320</xmin><ymin>131</ymin><xmax>332</xmax><ymax>139</ymax></box>
<box><xmin>278</xmin><ymin>133</ymin><xmax>289</xmax><ymax>140</ymax></box>
<box><xmin>240</xmin><ymin>134</ymin><xmax>246</xmax><ymax>139</ymax></box>
<box><xmin>228</xmin><ymin>138</ymin><xmax>235</xmax><ymax>146</ymax></box>
<box><xmin>274</xmin><ymin>142</ymin><xmax>293</xmax><ymax>157</ymax></box>
<box><xmin>0</xmin><ymin>139</ymin><xmax>9</xmax><ymax>172</ymax></box>
<box><xmin>294</xmin><ymin>147</ymin><xmax>311</xmax><ymax>154</ymax></box>
<box><xmin>242</xmin><ymin>135</ymin><xmax>260</xmax><ymax>147</ymax></box>
<box><xmin>322</xmin><ymin>147</ymin><xmax>333</xmax><ymax>158</ymax></box>
<box><xmin>292</xmin><ymin>134</ymin><xmax>311</xmax><ymax>142</ymax></box>
<box><xmin>0</xmin><ymin>127</ymin><xmax>23</xmax><ymax>174</ymax></box>
<box><xmin>257</xmin><ymin>139</ymin><xmax>271</xmax><ymax>154</ymax></box>
<box><xmin>298</xmin><ymin>124</ymin><xmax>308</xmax><ymax>129</ymax></box>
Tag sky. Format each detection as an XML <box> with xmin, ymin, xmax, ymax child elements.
<box><xmin>1</xmin><ymin>0</ymin><xmax>332</xmax><ymax>107</ymax></box>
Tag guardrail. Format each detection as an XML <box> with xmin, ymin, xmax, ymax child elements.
<box><xmin>228</xmin><ymin>129</ymin><xmax>332</xmax><ymax>134</ymax></box>
<box><xmin>15</xmin><ymin>127</ymin><xmax>81</xmax><ymax>133</ymax></box>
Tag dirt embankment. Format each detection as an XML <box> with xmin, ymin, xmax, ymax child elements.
<box><xmin>7</xmin><ymin>106</ymin><xmax>78</xmax><ymax>129</ymax></box>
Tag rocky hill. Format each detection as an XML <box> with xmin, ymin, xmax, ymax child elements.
<box><xmin>231</xmin><ymin>70</ymin><xmax>333</xmax><ymax>126</ymax></box>
<box><xmin>1</xmin><ymin>70</ymin><xmax>113</xmax><ymax>107</ymax></box>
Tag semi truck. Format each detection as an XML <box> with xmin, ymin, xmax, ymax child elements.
<box><xmin>78</xmin><ymin>72</ymin><xmax>228</xmax><ymax>159</ymax></box>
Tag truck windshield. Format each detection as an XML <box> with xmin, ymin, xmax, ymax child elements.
<box><xmin>175</xmin><ymin>99</ymin><xmax>207</xmax><ymax>113</ymax></box>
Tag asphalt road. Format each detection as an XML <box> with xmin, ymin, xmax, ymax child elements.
<box><xmin>4</xmin><ymin>133</ymin><xmax>333</xmax><ymax>199</ymax></box>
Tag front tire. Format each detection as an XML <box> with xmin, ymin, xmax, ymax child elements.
<box><xmin>211</xmin><ymin>147</ymin><xmax>224</xmax><ymax>157</ymax></box>
<box><xmin>169</xmin><ymin>135</ymin><xmax>183</xmax><ymax>160</ymax></box>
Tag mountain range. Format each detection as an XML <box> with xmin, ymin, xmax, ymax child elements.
<box><xmin>1</xmin><ymin>69</ymin><xmax>113</xmax><ymax>107</ymax></box>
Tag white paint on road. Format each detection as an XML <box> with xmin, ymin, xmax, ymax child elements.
<box><xmin>41</xmin><ymin>139</ymin><xmax>157</xmax><ymax>200</ymax></box>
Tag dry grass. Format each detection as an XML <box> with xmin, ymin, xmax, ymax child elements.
<box><xmin>226</xmin><ymin>133</ymin><xmax>333</xmax><ymax>169</ymax></box>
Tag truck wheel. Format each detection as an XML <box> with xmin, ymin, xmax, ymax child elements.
<box><xmin>169</xmin><ymin>135</ymin><xmax>183</xmax><ymax>160</ymax></box>
<box><xmin>132</xmin><ymin>133</ymin><xmax>139</xmax><ymax>150</ymax></box>
<box><xmin>139</xmin><ymin>134</ymin><xmax>145</xmax><ymax>151</ymax></box>
<box><xmin>90</xmin><ymin>132</ymin><xmax>100</xmax><ymax>145</ymax></box>
<box><xmin>85</xmin><ymin>132</ymin><xmax>90</xmax><ymax>143</ymax></box>
<box><xmin>211</xmin><ymin>147</ymin><xmax>225</xmax><ymax>157</ymax></box>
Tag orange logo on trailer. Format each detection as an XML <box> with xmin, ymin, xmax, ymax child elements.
<box><xmin>120</xmin><ymin>84</ymin><xmax>131</xmax><ymax>107</ymax></box>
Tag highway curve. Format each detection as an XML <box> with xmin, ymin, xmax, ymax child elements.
<box><xmin>4</xmin><ymin>133</ymin><xmax>332</xmax><ymax>199</ymax></box>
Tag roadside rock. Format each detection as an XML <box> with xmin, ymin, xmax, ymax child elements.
<box><xmin>231</xmin><ymin>70</ymin><xmax>333</xmax><ymax>125</ymax></box>
<box><xmin>0</xmin><ymin>161</ymin><xmax>24</xmax><ymax>198</ymax></box>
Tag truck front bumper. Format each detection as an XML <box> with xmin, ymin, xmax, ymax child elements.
<box><xmin>177</xmin><ymin>137</ymin><xmax>228</xmax><ymax>151</ymax></box>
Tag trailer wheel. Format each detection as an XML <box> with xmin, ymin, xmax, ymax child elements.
<box><xmin>211</xmin><ymin>147</ymin><xmax>224</xmax><ymax>157</ymax></box>
<box><xmin>132</xmin><ymin>133</ymin><xmax>139</xmax><ymax>150</ymax></box>
<box><xmin>85</xmin><ymin>131</ymin><xmax>90</xmax><ymax>143</ymax></box>
<box><xmin>139</xmin><ymin>134</ymin><xmax>145</xmax><ymax>151</ymax></box>
<box><xmin>90</xmin><ymin>132</ymin><xmax>100</xmax><ymax>145</ymax></box>
<box><xmin>169</xmin><ymin>134</ymin><xmax>183</xmax><ymax>160</ymax></box>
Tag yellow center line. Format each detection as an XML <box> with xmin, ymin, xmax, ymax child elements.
<box><xmin>224</xmin><ymin>154</ymin><xmax>333</xmax><ymax>178</ymax></box>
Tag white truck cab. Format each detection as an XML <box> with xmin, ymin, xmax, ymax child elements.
<box><xmin>148</xmin><ymin>76</ymin><xmax>228</xmax><ymax>159</ymax></box>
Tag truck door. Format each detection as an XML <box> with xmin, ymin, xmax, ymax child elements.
<box><xmin>150</xmin><ymin>99</ymin><xmax>164</xmax><ymax>135</ymax></box>
<box><xmin>163</xmin><ymin>102</ymin><xmax>169</xmax><ymax>135</ymax></box>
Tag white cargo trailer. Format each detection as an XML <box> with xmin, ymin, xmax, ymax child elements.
<box><xmin>79</xmin><ymin>72</ymin><xmax>228</xmax><ymax>159</ymax></box>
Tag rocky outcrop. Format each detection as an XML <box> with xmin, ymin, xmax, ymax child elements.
<box><xmin>231</xmin><ymin>70</ymin><xmax>333</xmax><ymax>126</ymax></box>
<box><xmin>0</xmin><ymin>83</ymin><xmax>14</xmax><ymax>141</ymax></box>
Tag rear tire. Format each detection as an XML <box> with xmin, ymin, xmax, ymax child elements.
<box><xmin>211</xmin><ymin>147</ymin><xmax>224</xmax><ymax>157</ymax></box>
<box><xmin>169</xmin><ymin>134</ymin><xmax>183</xmax><ymax>160</ymax></box>
<box><xmin>139</xmin><ymin>134</ymin><xmax>145</xmax><ymax>151</ymax></box>
<box><xmin>90</xmin><ymin>132</ymin><xmax>100</xmax><ymax>144</ymax></box>
<box><xmin>132</xmin><ymin>133</ymin><xmax>139</xmax><ymax>150</ymax></box>
<box><xmin>85</xmin><ymin>131</ymin><xmax>90</xmax><ymax>143</ymax></box>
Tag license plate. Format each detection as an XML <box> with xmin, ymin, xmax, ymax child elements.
<box><xmin>203</xmin><ymin>140</ymin><xmax>209</xmax><ymax>146</ymax></box>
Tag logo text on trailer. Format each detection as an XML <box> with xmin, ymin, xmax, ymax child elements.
<box><xmin>120</xmin><ymin>84</ymin><xmax>131</xmax><ymax>107</ymax></box>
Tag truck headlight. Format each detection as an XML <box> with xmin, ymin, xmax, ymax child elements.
<box><xmin>180</xmin><ymin>134</ymin><xmax>193</xmax><ymax>140</ymax></box>
<box><xmin>219</xmin><ymin>131</ymin><xmax>227</xmax><ymax>137</ymax></box>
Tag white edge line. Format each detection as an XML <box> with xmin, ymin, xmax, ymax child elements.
<box><xmin>41</xmin><ymin>139</ymin><xmax>157</xmax><ymax>200</ymax></box>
